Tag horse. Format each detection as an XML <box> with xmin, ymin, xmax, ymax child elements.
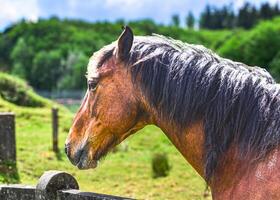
<box><xmin>65</xmin><ymin>26</ymin><xmax>280</xmax><ymax>199</ymax></box>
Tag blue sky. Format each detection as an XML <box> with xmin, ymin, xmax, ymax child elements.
<box><xmin>1</xmin><ymin>0</ymin><xmax>280</xmax><ymax>30</ymax></box>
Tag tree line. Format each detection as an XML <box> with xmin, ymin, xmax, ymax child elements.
<box><xmin>0</xmin><ymin>18</ymin><xmax>229</xmax><ymax>91</ymax></box>
<box><xmin>177</xmin><ymin>2</ymin><xmax>280</xmax><ymax>29</ymax></box>
<box><xmin>0</xmin><ymin>4</ymin><xmax>280</xmax><ymax>91</ymax></box>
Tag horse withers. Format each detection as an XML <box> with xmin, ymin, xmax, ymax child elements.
<box><xmin>65</xmin><ymin>26</ymin><xmax>280</xmax><ymax>199</ymax></box>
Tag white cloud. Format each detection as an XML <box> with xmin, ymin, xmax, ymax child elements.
<box><xmin>235</xmin><ymin>0</ymin><xmax>246</xmax><ymax>8</ymax></box>
<box><xmin>268</xmin><ymin>0</ymin><xmax>280</xmax><ymax>4</ymax></box>
<box><xmin>0</xmin><ymin>0</ymin><xmax>39</xmax><ymax>27</ymax></box>
<box><xmin>0</xmin><ymin>0</ymin><xmax>280</xmax><ymax>30</ymax></box>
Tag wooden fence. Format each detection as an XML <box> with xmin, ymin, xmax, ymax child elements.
<box><xmin>0</xmin><ymin>170</ymin><xmax>133</xmax><ymax>200</ymax></box>
<box><xmin>0</xmin><ymin>114</ymin><xmax>133</xmax><ymax>199</ymax></box>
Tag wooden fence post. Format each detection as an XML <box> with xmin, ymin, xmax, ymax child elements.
<box><xmin>52</xmin><ymin>107</ymin><xmax>59</xmax><ymax>153</ymax></box>
<box><xmin>0</xmin><ymin>113</ymin><xmax>16</xmax><ymax>163</ymax></box>
<box><xmin>36</xmin><ymin>171</ymin><xmax>79</xmax><ymax>200</ymax></box>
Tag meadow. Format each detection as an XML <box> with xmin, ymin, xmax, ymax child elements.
<box><xmin>0</xmin><ymin>73</ymin><xmax>210</xmax><ymax>200</ymax></box>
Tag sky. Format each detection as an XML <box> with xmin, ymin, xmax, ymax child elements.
<box><xmin>1</xmin><ymin>0</ymin><xmax>280</xmax><ymax>30</ymax></box>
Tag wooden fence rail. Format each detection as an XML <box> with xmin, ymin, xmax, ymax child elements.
<box><xmin>0</xmin><ymin>171</ymin><xmax>133</xmax><ymax>200</ymax></box>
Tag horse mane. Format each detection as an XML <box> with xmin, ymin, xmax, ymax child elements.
<box><xmin>97</xmin><ymin>35</ymin><xmax>280</xmax><ymax>182</ymax></box>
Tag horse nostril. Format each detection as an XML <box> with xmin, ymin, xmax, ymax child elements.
<box><xmin>64</xmin><ymin>146</ymin><xmax>68</xmax><ymax>155</ymax></box>
<box><xmin>73</xmin><ymin>148</ymin><xmax>84</xmax><ymax>165</ymax></box>
<box><xmin>64</xmin><ymin>143</ymin><xmax>71</xmax><ymax>157</ymax></box>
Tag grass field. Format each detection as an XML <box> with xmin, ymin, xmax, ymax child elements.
<box><xmin>0</xmin><ymin>96</ymin><xmax>210</xmax><ymax>200</ymax></box>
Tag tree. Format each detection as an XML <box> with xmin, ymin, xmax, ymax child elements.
<box><xmin>57</xmin><ymin>51</ymin><xmax>88</xmax><ymax>90</ymax></box>
<box><xmin>200</xmin><ymin>4</ymin><xmax>235</xmax><ymax>30</ymax></box>
<box><xmin>10</xmin><ymin>37</ymin><xmax>34</xmax><ymax>78</ymax></box>
<box><xmin>259</xmin><ymin>3</ymin><xmax>274</xmax><ymax>20</ymax></box>
<box><xmin>221</xmin><ymin>5</ymin><xmax>235</xmax><ymax>29</ymax></box>
<box><xmin>274</xmin><ymin>4</ymin><xmax>280</xmax><ymax>16</ymax></box>
<box><xmin>186</xmin><ymin>12</ymin><xmax>195</xmax><ymax>29</ymax></box>
<box><xmin>171</xmin><ymin>14</ymin><xmax>180</xmax><ymax>27</ymax></box>
<box><xmin>237</xmin><ymin>3</ymin><xmax>258</xmax><ymax>29</ymax></box>
<box><xmin>32</xmin><ymin>50</ymin><xmax>64</xmax><ymax>90</ymax></box>
<box><xmin>200</xmin><ymin>5</ymin><xmax>212</xmax><ymax>29</ymax></box>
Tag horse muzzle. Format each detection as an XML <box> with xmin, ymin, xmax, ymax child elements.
<box><xmin>65</xmin><ymin>142</ymin><xmax>98</xmax><ymax>170</ymax></box>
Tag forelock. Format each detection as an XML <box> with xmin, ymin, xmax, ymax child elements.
<box><xmin>87</xmin><ymin>44</ymin><xmax>115</xmax><ymax>80</ymax></box>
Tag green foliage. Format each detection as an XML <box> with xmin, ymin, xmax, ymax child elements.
<box><xmin>10</xmin><ymin>37</ymin><xmax>34</xmax><ymax>78</ymax></box>
<box><xmin>57</xmin><ymin>51</ymin><xmax>88</xmax><ymax>90</ymax></box>
<box><xmin>1</xmin><ymin>16</ymin><xmax>280</xmax><ymax>91</ymax></box>
<box><xmin>152</xmin><ymin>153</ymin><xmax>171</xmax><ymax>178</ymax></box>
<box><xmin>1</xmin><ymin>18</ymin><xmax>229</xmax><ymax>91</ymax></box>
<box><xmin>270</xmin><ymin>52</ymin><xmax>280</xmax><ymax>81</ymax></box>
<box><xmin>0</xmin><ymin>160</ymin><xmax>19</xmax><ymax>183</ymax></box>
<box><xmin>0</xmin><ymin>73</ymin><xmax>49</xmax><ymax>107</ymax></box>
<box><xmin>242</xmin><ymin>18</ymin><xmax>280</xmax><ymax>68</ymax></box>
<box><xmin>32</xmin><ymin>50</ymin><xmax>64</xmax><ymax>90</ymax></box>
<box><xmin>217</xmin><ymin>30</ymin><xmax>248</xmax><ymax>62</ymax></box>
<box><xmin>218</xmin><ymin>17</ymin><xmax>280</xmax><ymax>74</ymax></box>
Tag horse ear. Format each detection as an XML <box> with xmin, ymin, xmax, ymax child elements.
<box><xmin>116</xmin><ymin>26</ymin><xmax>134</xmax><ymax>61</ymax></box>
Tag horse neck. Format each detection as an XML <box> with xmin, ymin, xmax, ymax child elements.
<box><xmin>142</xmin><ymin>103</ymin><xmax>205</xmax><ymax>178</ymax></box>
<box><xmin>157</xmin><ymin>119</ymin><xmax>206</xmax><ymax>177</ymax></box>
<box><xmin>136</xmin><ymin>87</ymin><xmax>206</xmax><ymax>178</ymax></box>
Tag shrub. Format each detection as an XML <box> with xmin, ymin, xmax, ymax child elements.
<box><xmin>218</xmin><ymin>17</ymin><xmax>280</xmax><ymax>70</ymax></box>
<box><xmin>242</xmin><ymin>18</ymin><xmax>280</xmax><ymax>68</ymax></box>
<box><xmin>0</xmin><ymin>73</ymin><xmax>49</xmax><ymax>107</ymax></box>
<box><xmin>217</xmin><ymin>30</ymin><xmax>248</xmax><ymax>63</ymax></box>
<box><xmin>152</xmin><ymin>153</ymin><xmax>171</xmax><ymax>178</ymax></box>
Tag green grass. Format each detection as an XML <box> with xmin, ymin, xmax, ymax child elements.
<box><xmin>0</xmin><ymin>77</ymin><xmax>210</xmax><ymax>199</ymax></box>
<box><xmin>0</xmin><ymin>101</ymin><xmax>210</xmax><ymax>199</ymax></box>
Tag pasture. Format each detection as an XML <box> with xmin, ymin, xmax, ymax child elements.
<box><xmin>0</xmin><ymin>4</ymin><xmax>279</xmax><ymax>198</ymax></box>
<box><xmin>0</xmin><ymin>93</ymin><xmax>209</xmax><ymax>200</ymax></box>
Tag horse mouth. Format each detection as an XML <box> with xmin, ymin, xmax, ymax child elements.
<box><xmin>76</xmin><ymin>142</ymin><xmax>116</xmax><ymax>170</ymax></box>
<box><xmin>76</xmin><ymin>158</ymin><xmax>98</xmax><ymax>170</ymax></box>
<box><xmin>73</xmin><ymin>134</ymin><xmax>119</xmax><ymax>170</ymax></box>
<box><xmin>75</xmin><ymin>148</ymin><xmax>98</xmax><ymax>170</ymax></box>
<box><xmin>73</xmin><ymin>145</ymin><xmax>99</xmax><ymax>170</ymax></box>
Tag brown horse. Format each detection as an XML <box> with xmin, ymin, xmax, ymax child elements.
<box><xmin>65</xmin><ymin>26</ymin><xmax>280</xmax><ymax>199</ymax></box>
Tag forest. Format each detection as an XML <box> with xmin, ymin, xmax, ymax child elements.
<box><xmin>0</xmin><ymin>3</ymin><xmax>280</xmax><ymax>91</ymax></box>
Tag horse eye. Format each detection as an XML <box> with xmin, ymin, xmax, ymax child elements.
<box><xmin>88</xmin><ymin>80</ymin><xmax>98</xmax><ymax>91</ymax></box>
